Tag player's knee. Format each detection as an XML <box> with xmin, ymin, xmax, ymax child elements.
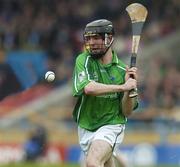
<box><xmin>86</xmin><ymin>161</ymin><xmax>99</xmax><ymax>167</ymax></box>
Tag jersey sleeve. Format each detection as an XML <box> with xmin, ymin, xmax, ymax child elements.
<box><xmin>72</xmin><ymin>56</ymin><xmax>93</xmax><ymax>96</ymax></box>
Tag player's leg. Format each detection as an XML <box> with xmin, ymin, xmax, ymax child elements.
<box><xmin>80</xmin><ymin>152</ymin><xmax>116</xmax><ymax>167</ymax></box>
<box><xmin>86</xmin><ymin>139</ymin><xmax>114</xmax><ymax>167</ymax></box>
<box><xmin>78</xmin><ymin>125</ymin><xmax>125</xmax><ymax>167</ymax></box>
<box><xmin>104</xmin><ymin>156</ymin><xmax>115</xmax><ymax>167</ymax></box>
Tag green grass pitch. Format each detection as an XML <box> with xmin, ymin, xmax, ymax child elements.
<box><xmin>0</xmin><ymin>163</ymin><xmax>79</xmax><ymax>167</ymax></box>
<box><xmin>0</xmin><ymin>163</ymin><xmax>179</xmax><ymax>167</ymax></box>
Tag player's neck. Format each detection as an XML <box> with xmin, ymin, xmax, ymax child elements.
<box><xmin>99</xmin><ymin>48</ymin><xmax>113</xmax><ymax>65</ymax></box>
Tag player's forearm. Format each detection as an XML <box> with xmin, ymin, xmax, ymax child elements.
<box><xmin>84</xmin><ymin>81</ymin><xmax>125</xmax><ymax>96</ymax></box>
<box><xmin>122</xmin><ymin>92</ymin><xmax>136</xmax><ymax>117</ymax></box>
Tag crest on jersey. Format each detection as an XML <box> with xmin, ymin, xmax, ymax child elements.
<box><xmin>93</xmin><ymin>72</ymin><xmax>98</xmax><ymax>81</ymax></box>
<box><xmin>78</xmin><ymin>71</ymin><xmax>86</xmax><ymax>82</ymax></box>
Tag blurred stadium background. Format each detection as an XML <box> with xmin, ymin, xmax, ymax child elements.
<box><xmin>0</xmin><ymin>0</ymin><xmax>179</xmax><ymax>166</ymax></box>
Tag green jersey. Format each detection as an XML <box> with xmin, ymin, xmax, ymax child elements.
<box><xmin>72</xmin><ymin>51</ymin><xmax>130</xmax><ymax>131</ymax></box>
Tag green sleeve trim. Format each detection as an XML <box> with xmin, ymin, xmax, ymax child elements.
<box><xmin>73</xmin><ymin>53</ymin><xmax>92</xmax><ymax>97</ymax></box>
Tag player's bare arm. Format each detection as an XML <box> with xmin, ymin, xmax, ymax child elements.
<box><xmin>122</xmin><ymin>66</ymin><xmax>138</xmax><ymax>117</ymax></box>
<box><xmin>84</xmin><ymin>78</ymin><xmax>136</xmax><ymax>96</ymax></box>
<box><xmin>122</xmin><ymin>92</ymin><xmax>137</xmax><ymax>117</ymax></box>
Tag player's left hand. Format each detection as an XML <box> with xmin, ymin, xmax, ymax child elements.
<box><xmin>125</xmin><ymin>66</ymin><xmax>138</xmax><ymax>81</ymax></box>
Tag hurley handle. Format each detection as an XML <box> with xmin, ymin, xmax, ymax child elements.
<box><xmin>129</xmin><ymin>53</ymin><xmax>138</xmax><ymax>98</ymax></box>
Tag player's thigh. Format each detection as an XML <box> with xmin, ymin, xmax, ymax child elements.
<box><xmin>104</xmin><ymin>156</ymin><xmax>115</xmax><ymax>167</ymax></box>
<box><xmin>87</xmin><ymin>139</ymin><xmax>112</xmax><ymax>164</ymax></box>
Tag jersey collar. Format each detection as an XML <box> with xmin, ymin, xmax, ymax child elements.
<box><xmin>96</xmin><ymin>50</ymin><xmax>119</xmax><ymax>68</ymax></box>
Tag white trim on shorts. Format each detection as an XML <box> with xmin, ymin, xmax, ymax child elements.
<box><xmin>78</xmin><ymin>124</ymin><xmax>125</xmax><ymax>155</ymax></box>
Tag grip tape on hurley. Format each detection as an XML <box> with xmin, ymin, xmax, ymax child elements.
<box><xmin>130</xmin><ymin>53</ymin><xmax>137</xmax><ymax>67</ymax></box>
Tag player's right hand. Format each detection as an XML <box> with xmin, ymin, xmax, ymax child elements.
<box><xmin>122</xmin><ymin>78</ymin><xmax>137</xmax><ymax>91</ymax></box>
<box><xmin>125</xmin><ymin>66</ymin><xmax>138</xmax><ymax>81</ymax></box>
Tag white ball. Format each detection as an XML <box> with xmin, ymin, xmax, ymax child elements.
<box><xmin>45</xmin><ymin>71</ymin><xmax>55</xmax><ymax>82</ymax></box>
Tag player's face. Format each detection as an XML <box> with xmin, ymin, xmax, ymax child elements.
<box><xmin>84</xmin><ymin>34</ymin><xmax>106</xmax><ymax>55</ymax></box>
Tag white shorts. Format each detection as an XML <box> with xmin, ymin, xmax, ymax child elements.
<box><xmin>78</xmin><ymin>124</ymin><xmax>125</xmax><ymax>155</ymax></box>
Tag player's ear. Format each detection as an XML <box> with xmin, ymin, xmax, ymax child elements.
<box><xmin>105</xmin><ymin>35</ymin><xmax>113</xmax><ymax>46</ymax></box>
<box><xmin>108</xmin><ymin>35</ymin><xmax>113</xmax><ymax>42</ymax></box>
